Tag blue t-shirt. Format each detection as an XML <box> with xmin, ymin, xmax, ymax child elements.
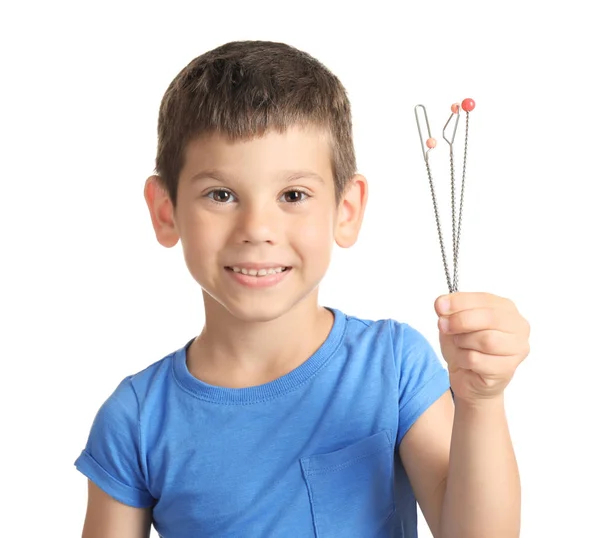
<box><xmin>75</xmin><ymin>308</ymin><xmax>450</xmax><ymax>537</ymax></box>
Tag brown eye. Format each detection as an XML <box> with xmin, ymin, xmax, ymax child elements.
<box><xmin>208</xmin><ymin>190</ymin><xmax>234</xmax><ymax>203</ymax></box>
<box><xmin>282</xmin><ymin>190</ymin><xmax>306</xmax><ymax>203</ymax></box>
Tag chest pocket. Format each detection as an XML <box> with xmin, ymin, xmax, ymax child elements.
<box><xmin>300</xmin><ymin>430</ymin><xmax>397</xmax><ymax>538</ymax></box>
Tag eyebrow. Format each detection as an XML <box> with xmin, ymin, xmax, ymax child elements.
<box><xmin>189</xmin><ymin>169</ymin><xmax>325</xmax><ymax>184</ymax></box>
<box><xmin>190</xmin><ymin>169</ymin><xmax>228</xmax><ymax>183</ymax></box>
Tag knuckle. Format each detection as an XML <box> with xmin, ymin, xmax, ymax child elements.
<box><xmin>464</xmin><ymin>349</ymin><xmax>479</xmax><ymax>369</ymax></box>
<box><xmin>481</xmin><ymin>331</ymin><xmax>499</xmax><ymax>351</ymax></box>
<box><xmin>452</xmin><ymin>313</ymin><xmax>465</xmax><ymax>333</ymax></box>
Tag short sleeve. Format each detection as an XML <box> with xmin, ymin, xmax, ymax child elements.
<box><xmin>74</xmin><ymin>377</ymin><xmax>155</xmax><ymax>508</ymax></box>
<box><xmin>392</xmin><ymin>322</ymin><xmax>450</xmax><ymax>445</ymax></box>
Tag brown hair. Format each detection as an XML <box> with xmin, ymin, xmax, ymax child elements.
<box><xmin>154</xmin><ymin>40</ymin><xmax>356</xmax><ymax>206</ymax></box>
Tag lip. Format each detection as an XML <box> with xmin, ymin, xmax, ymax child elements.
<box><xmin>224</xmin><ymin>262</ymin><xmax>289</xmax><ymax>270</ymax></box>
<box><xmin>225</xmin><ymin>266</ymin><xmax>291</xmax><ymax>289</ymax></box>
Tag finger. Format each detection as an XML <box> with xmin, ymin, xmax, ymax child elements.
<box><xmin>447</xmin><ymin>349</ymin><xmax>516</xmax><ymax>377</ymax></box>
<box><xmin>439</xmin><ymin>307</ymin><xmax>526</xmax><ymax>336</ymax></box>
<box><xmin>435</xmin><ymin>292</ymin><xmax>513</xmax><ymax>317</ymax></box>
<box><xmin>453</xmin><ymin>330</ymin><xmax>523</xmax><ymax>356</ymax></box>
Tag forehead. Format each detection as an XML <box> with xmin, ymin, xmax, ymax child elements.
<box><xmin>180</xmin><ymin>125</ymin><xmax>333</xmax><ymax>184</ymax></box>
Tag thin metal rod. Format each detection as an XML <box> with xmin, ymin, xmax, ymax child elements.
<box><xmin>414</xmin><ymin>104</ymin><xmax>433</xmax><ymax>162</ymax></box>
<box><xmin>449</xmin><ymin>146</ymin><xmax>457</xmax><ymax>292</ymax></box>
<box><xmin>443</xmin><ymin>110</ymin><xmax>460</xmax><ymax>145</ymax></box>
<box><xmin>425</xmin><ymin>158</ymin><xmax>453</xmax><ymax>293</ymax></box>
<box><xmin>443</xmin><ymin>109</ymin><xmax>460</xmax><ymax>292</ymax></box>
<box><xmin>454</xmin><ymin>110</ymin><xmax>470</xmax><ymax>292</ymax></box>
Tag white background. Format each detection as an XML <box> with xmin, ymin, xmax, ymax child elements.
<box><xmin>1</xmin><ymin>0</ymin><xmax>599</xmax><ymax>536</ymax></box>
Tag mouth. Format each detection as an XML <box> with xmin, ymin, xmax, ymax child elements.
<box><xmin>225</xmin><ymin>266</ymin><xmax>291</xmax><ymax>277</ymax></box>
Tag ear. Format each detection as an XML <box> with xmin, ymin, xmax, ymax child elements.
<box><xmin>334</xmin><ymin>174</ymin><xmax>368</xmax><ymax>248</ymax></box>
<box><xmin>143</xmin><ymin>176</ymin><xmax>180</xmax><ymax>248</ymax></box>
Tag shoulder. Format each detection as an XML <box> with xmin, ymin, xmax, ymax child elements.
<box><xmin>334</xmin><ymin>307</ymin><xmax>447</xmax><ymax>387</ymax></box>
<box><xmin>337</xmin><ymin>308</ymin><xmax>397</xmax><ymax>339</ymax></box>
<box><xmin>336</xmin><ymin>308</ymin><xmax>432</xmax><ymax>359</ymax></box>
<box><xmin>98</xmin><ymin>339</ymin><xmax>191</xmax><ymax>419</ymax></box>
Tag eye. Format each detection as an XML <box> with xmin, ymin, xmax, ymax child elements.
<box><xmin>281</xmin><ymin>190</ymin><xmax>308</xmax><ymax>204</ymax></box>
<box><xmin>206</xmin><ymin>189</ymin><xmax>235</xmax><ymax>203</ymax></box>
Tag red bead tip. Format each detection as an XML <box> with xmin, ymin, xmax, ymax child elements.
<box><xmin>426</xmin><ymin>138</ymin><xmax>437</xmax><ymax>149</ymax></box>
<box><xmin>461</xmin><ymin>98</ymin><xmax>475</xmax><ymax>112</ymax></box>
<box><xmin>451</xmin><ymin>103</ymin><xmax>460</xmax><ymax>114</ymax></box>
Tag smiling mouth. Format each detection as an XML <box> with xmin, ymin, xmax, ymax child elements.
<box><xmin>225</xmin><ymin>266</ymin><xmax>291</xmax><ymax>277</ymax></box>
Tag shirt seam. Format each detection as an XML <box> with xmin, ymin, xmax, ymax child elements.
<box><xmin>170</xmin><ymin>315</ymin><xmax>349</xmax><ymax>406</ymax></box>
<box><xmin>127</xmin><ymin>379</ymin><xmax>150</xmax><ymax>489</ymax></box>
<box><xmin>81</xmin><ymin>450</ymin><xmax>152</xmax><ymax>496</ymax></box>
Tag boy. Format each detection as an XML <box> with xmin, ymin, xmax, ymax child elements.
<box><xmin>75</xmin><ymin>41</ymin><xmax>530</xmax><ymax>538</ymax></box>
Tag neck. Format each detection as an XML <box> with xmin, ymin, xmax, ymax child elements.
<box><xmin>187</xmin><ymin>291</ymin><xmax>333</xmax><ymax>388</ymax></box>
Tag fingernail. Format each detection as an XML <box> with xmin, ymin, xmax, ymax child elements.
<box><xmin>439</xmin><ymin>317</ymin><xmax>450</xmax><ymax>333</ymax></box>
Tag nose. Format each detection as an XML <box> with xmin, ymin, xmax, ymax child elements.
<box><xmin>235</xmin><ymin>203</ymin><xmax>278</xmax><ymax>244</ymax></box>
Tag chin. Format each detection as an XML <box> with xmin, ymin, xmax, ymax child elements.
<box><xmin>207</xmin><ymin>289</ymin><xmax>318</xmax><ymax>324</ymax></box>
<box><xmin>200</xmin><ymin>272</ymin><xmax>322</xmax><ymax>324</ymax></box>
<box><xmin>224</xmin><ymin>295</ymin><xmax>302</xmax><ymax>323</ymax></box>
<box><xmin>229</xmin><ymin>308</ymin><xmax>286</xmax><ymax>323</ymax></box>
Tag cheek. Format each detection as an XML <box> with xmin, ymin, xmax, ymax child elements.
<box><xmin>291</xmin><ymin>211</ymin><xmax>335</xmax><ymax>253</ymax></box>
<box><xmin>179</xmin><ymin>211</ymin><xmax>225</xmax><ymax>261</ymax></box>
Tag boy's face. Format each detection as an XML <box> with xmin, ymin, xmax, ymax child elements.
<box><xmin>145</xmin><ymin>125</ymin><xmax>367</xmax><ymax>323</ymax></box>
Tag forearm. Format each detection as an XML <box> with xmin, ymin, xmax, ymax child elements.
<box><xmin>440</xmin><ymin>394</ymin><xmax>521</xmax><ymax>538</ymax></box>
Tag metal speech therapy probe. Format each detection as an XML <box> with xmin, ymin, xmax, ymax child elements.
<box><xmin>414</xmin><ymin>98</ymin><xmax>476</xmax><ymax>293</ymax></box>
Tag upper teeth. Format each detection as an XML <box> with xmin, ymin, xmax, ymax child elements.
<box><xmin>231</xmin><ymin>267</ymin><xmax>286</xmax><ymax>276</ymax></box>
